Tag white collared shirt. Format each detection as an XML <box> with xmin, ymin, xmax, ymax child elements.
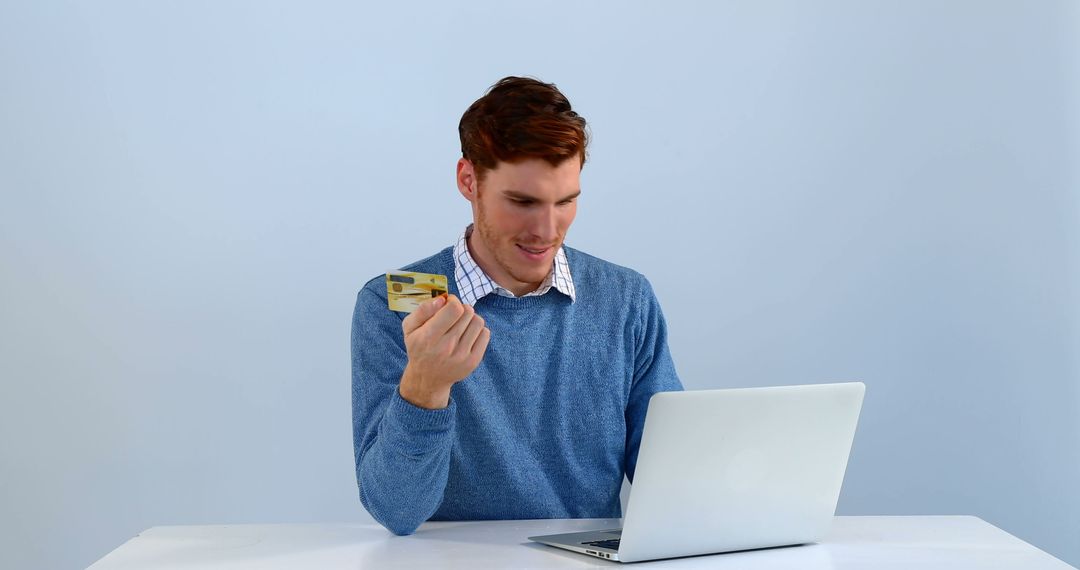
<box><xmin>453</xmin><ymin>224</ymin><xmax>576</xmax><ymax>306</ymax></box>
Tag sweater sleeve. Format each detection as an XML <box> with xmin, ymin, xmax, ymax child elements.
<box><xmin>624</xmin><ymin>276</ymin><xmax>684</xmax><ymax>483</ymax></box>
<box><xmin>351</xmin><ymin>283</ymin><xmax>455</xmax><ymax>535</ymax></box>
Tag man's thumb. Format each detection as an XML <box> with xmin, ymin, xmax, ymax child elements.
<box><xmin>404</xmin><ymin>293</ymin><xmax>447</xmax><ymax>335</ymax></box>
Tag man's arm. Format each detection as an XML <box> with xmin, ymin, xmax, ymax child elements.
<box><xmin>623</xmin><ymin>276</ymin><xmax>684</xmax><ymax>482</ymax></box>
<box><xmin>351</xmin><ymin>286</ymin><xmax>488</xmax><ymax>535</ymax></box>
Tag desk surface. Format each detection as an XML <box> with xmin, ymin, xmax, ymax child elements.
<box><xmin>89</xmin><ymin>516</ymin><xmax>1075</xmax><ymax>569</ymax></box>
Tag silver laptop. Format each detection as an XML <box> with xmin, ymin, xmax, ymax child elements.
<box><xmin>529</xmin><ymin>382</ymin><xmax>865</xmax><ymax>563</ymax></box>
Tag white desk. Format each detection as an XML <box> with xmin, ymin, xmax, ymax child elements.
<box><xmin>89</xmin><ymin>516</ymin><xmax>1075</xmax><ymax>569</ymax></box>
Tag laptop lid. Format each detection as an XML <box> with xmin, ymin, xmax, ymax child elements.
<box><xmin>616</xmin><ymin>382</ymin><xmax>865</xmax><ymax>562</ymax></box>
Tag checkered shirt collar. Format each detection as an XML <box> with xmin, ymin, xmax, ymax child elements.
<box><xmin>453</xmin><ymin>224</ymin><xmax>576</xmax><ymax>306</ymax></box>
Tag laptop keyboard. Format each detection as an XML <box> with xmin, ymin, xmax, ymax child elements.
<box><xmin>581</xmin><ymin>538</ymin><xmax>620</xmax><ymax>550</ymax></box>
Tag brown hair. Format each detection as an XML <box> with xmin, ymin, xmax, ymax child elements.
<box><xmin>458</xmin><ymin>76</ymin><xmax>588</xmax><ymax>184</ymax></box>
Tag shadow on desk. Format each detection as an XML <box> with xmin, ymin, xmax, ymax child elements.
<box><xmin>519</xmin><ymin>540</ymin><xmax>833</xmax><ymax>568</ymax></box>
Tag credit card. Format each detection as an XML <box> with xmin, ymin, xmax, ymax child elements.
<box><xmin>386</xmin><ymin>271</ymin><xmax>448</xmax><ymax>313</ymax></box>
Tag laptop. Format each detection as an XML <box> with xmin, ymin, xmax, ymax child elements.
<box><xmin>528</xmin><ymin>382</ymin><xmax>865</xmax><ymax>563</ymax></box>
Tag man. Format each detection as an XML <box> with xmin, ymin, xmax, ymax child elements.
<box><xmin>351</xmin><ymin>76</ymin><xmax>683</xmax><ymax>535</ymax></box>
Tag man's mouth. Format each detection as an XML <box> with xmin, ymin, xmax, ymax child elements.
<box><xmin>517</xmin><ymin>244</ymin><xmax>553</xmax><ymax>260</ymax></box>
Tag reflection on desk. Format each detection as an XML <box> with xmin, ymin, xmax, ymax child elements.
<box><xmin>89</xmin><ymin>516</ymin><xmax>1076</xmax><ymax>569</ymax></box>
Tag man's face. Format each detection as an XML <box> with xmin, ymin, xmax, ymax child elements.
<box><xmin>457</xmin><ymin>157</ymin><xmax>581</xmax><ymax>297</ymax></box>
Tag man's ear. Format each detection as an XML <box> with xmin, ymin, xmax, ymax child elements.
<box><xmin>457</xmin><ymin>158</ymin><xmax>478</xmax><ymax>202</ymax></box>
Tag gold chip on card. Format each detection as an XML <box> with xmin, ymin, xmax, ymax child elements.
<box><xmin>386</xmin><ymin>271</ymin><xmax>448</xmax><ymax>313</ymax></box>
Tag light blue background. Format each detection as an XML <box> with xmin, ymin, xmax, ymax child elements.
<box><xmin>1</xmin><ymin>1</ymin><xmax>1078</xmax><ymax>568</ymax></box>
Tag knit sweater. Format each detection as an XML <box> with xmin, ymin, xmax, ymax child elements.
<box><xmin>351</xmin><ymin>245</ymin><xmax>683</xmax><ymax>535</ymax></box>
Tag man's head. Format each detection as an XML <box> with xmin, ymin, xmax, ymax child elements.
<box><xmin>456</xmin><ymin>76</ymin><xmax>589</xmax><ymax>296</ymax></box>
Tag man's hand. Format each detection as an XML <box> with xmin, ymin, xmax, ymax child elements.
<box><xmin>398</xmin><ymin>294</ymin><xmax>491</xmax><ymax>409</ymax></box>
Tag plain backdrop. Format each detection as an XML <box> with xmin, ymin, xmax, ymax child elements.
<box><xmin>1</xmin><ymin>1</ymin><xmax>1078</xmax><ymax>568</ymax></box>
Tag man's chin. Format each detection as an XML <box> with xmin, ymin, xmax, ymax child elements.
<box><xmin>504</xmin><ymin>264</ymin><xmax>549</xmax><ymax>287</ymax></box>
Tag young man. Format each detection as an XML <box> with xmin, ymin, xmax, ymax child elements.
<box><xmin>351</xmin><ymin>77</ymin><xmax>683</xmax><ymax>535</ymax></box>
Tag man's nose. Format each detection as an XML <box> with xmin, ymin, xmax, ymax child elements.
<box><xmin>530</xmin><ymin>206</ymin><xmax>559</xmax><ymax>243</ymax></box>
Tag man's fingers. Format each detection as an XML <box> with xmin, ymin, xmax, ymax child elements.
<box><xmin>470</xmin><ymin>327</ymin><xmax>491</xmax><ymax>359</ymax></box>
<box><xmin>456</xmin><ymin>314</ymin><xmax>486</xmax><ymax>356</ymax></box>
<box><xmin>402</xmin><ymin>294</ymin><xmax>447</xmax><ymax>335</ymax></box>
<box><xmin>443</xmin><ymin>303</ymin><xmax>475</xmax><ymax>345</ymax></box>
<box><xmin>423</xmin><ymin>294</ymin><xmax>467</xmax><ymax>338</ymax></box>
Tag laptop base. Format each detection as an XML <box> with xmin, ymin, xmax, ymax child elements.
<box><xmin>529</xmin><ymin>529</ymin><xmax>622</xmax><ymax>562</ymax></box>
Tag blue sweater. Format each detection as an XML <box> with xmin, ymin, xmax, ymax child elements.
<box><xmin>351</xmin><ymin>246</ymin><xmax>683</xmax><ymax>535</ymax></box>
